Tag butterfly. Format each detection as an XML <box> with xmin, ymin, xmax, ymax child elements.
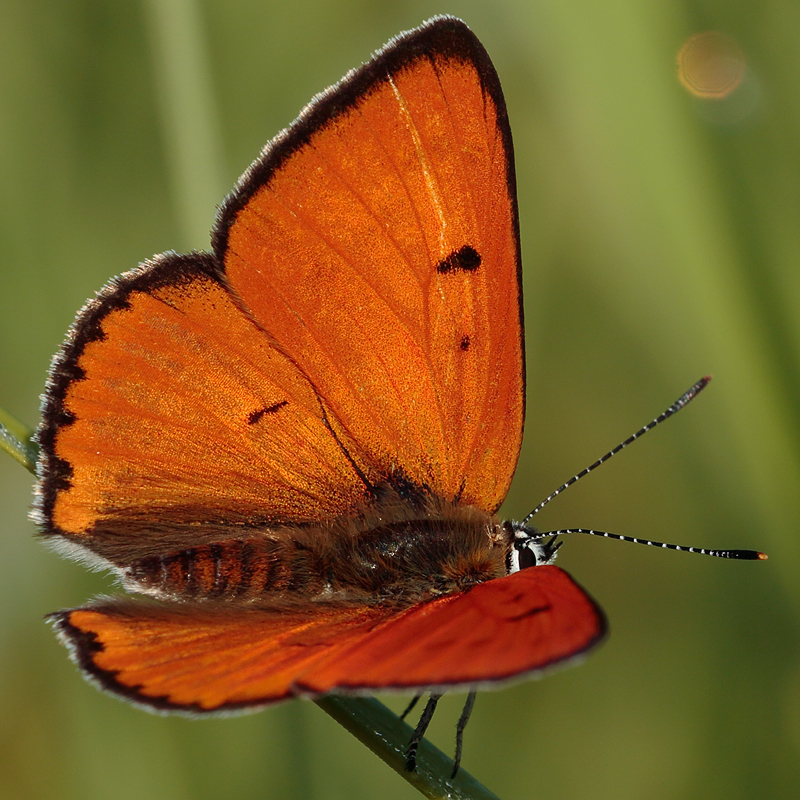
<box><xmin>35</xmin><ymin>15</ymin><xmax>761</xmax><ymax>776</ymax></box>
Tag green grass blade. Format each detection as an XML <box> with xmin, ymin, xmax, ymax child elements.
<box><xmin>0</xmin><ymin>406</ymin><xmax>37</xmax><ymax>474</ymax></box>
<box><xmin>316</xmin><ymin>696</ymin><xmax>500</xmax><ymax>800</ymax></box>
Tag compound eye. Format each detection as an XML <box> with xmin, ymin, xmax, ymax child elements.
<box><xmin>517</xmin><ymin>546</ymin><xmax>537</xmax><ymax>570</ymax></box>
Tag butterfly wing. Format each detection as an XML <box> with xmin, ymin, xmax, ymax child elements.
<box><xmin>52</xmin><ymin>566</ymin><xmax>604</xmax><ymax>712</ymax></box>
<box><xmin>35</xmin><ymin>253</ymin><xmax>369</xmax><ymax>564</ymax></box>
<box><xmin>35</xmin><ymin>17</ymin><xmax>522</xmax><ymax>565</ymax></box>
<box><xmin>214</xmin><ymin>16</ymin><xmax>523</xmax><ymax>512</ymax></box>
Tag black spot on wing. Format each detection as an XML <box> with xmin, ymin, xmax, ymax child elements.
<box><xmin>212</xmin><ymin>17</ymin><xmax>510</xmax><ymax>269</ymax></box>
<box><xmin>248</xmin><ymin>400</ymin><xmax>289</xmax><ymax>425</ymax></box>
<box><xmin>460</xmin><ymin>334</ymin><xmax>471</xmax><ymax>351</ymax></box>
<box><xmin>437</xmin><ymin>245</ymin><xmax>481</xmax><ymax>274</ymax></box>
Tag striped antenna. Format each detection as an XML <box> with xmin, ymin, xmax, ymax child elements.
<box><xmin>521</xmin><ymin>376</ymin><xmax>711</xmax><ymax>526</ymax></box>
<box><xmin>530</xmin><ymin>528</ymin><xmax>767</xmax><ymax>560</ymax></box>
<box><xmin>518</xmin><ymin>376</ymin><xmax>768</xmax><ymax>561</ymax></box>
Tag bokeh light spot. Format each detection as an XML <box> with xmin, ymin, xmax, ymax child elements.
<box><xmin>677</xmin><ymin>32</ymin><xmax>746</xmax><ymax>99</ymax></box>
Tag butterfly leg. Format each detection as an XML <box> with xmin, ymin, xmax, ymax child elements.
<box><xmin>452</xmin><ymin>690</ymin><xmax>477</xmax><ymax>778</ymax></box>
<box><xmin>400</xmin><ymin>693</ymin><xmax>423</xmax><ymax>720</ymax></box>
<box><xmin>404</xmin><ymin>692</ymin><xmax>442</xmax><ymax>771</ymax></box>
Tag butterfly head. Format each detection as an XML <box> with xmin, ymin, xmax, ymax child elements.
<box><xmin>506</xmin><ymin>523</ymin><xmax>563</xmax><ymax>573</ymax></box>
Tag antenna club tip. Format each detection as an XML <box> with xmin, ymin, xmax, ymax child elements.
<box><xmin>701</xmin><ymin>374</ymin><xmax>713</xmax><ymax>383</ymax></box>
<box><xmin>757</xmin><ymin>552</ymin><xmax>769</xmax><ymax>560</ymax></box>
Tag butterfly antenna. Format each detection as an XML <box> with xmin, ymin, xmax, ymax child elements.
<box><xmin>532</xmin><ymin>527</ymin><xmax>767</xmax><ymax>560</ymax></box>
<box><xmin>405</xmin><ymin>693</ymin><xmax>442</xmax><ymax>772</ymax></box>
<box><xmin>521</xmin><ymin>376</ymin><xmax>711</xmax><ymax>526</ymax></box>
<box><xmin>518</xmin><ymin>376</ymin><xmax>768</xmax><ymax>560</ymax></box>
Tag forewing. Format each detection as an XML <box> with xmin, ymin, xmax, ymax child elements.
<box><xmin>215</xmin><ymin>17</ymin><xmax>523</xmax><ymax>512</ymax></box>
<box><xmin>35</xmin><ymin>253</ymin><xmax>367</xmax><ymax>564</ymax></box>
<box><xmin>52</xmin><ymin>566</ymin><xmax>604</xmax><ymax>712</ymax></box>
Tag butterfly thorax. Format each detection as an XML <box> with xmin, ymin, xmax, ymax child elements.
<box><xmin>123</xmin><ymin>494</ymin><xmax>513</xmax><ymax>607</ymax></box>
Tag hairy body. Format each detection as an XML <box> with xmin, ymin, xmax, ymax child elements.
<box><xmin>123</xmin><ymin>493</ymin><xmax>511</xmax><ymax>607</ymax></box>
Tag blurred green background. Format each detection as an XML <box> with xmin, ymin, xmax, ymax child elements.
<box><xmin>1</xmin><ymin>1</ymin><xmax>798</xmax><ymax>798</ymax></box>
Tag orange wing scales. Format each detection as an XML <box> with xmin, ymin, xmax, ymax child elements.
<box><xmin>37</xmin><ymin>254</ymin><xmax>367</xmax><ymax>553</ymax></box>
<box><xmin>218</xmin><ymin>19</ymin><xmax>522</xmax><ymax>512</ymax></box>
<box><xmin>53</xmin><ymin>567</ymin><xmax>604</xmax><ymax>712</ymax></box>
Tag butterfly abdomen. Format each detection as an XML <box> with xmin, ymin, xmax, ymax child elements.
<box><xmin>124</xmin><ymin>538</ymin><xmax>296</xmax><ymax>601</ymax></box>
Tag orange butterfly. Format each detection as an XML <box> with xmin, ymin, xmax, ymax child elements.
<box><xmin>36</xmin><ymin>16</ymin><xmax>759</xmax><ymax>775</ymax></box>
